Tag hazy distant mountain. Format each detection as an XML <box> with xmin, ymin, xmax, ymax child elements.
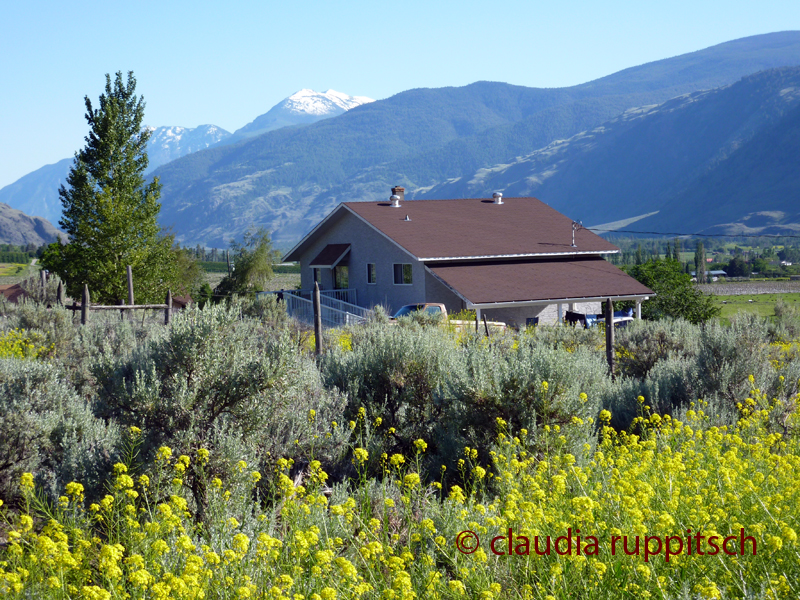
<box><xmin>0</xmin><ymin>203</ymin><xmax>61</xmax><ymax>246</ymax></box>
<box><xmin>149</xmin><ymin>32</ymin><xmax>800</xmax><ymax>246</ymax></box>
<box><xmin>419</xmin><ymin>67</ymin><xmax>800</xmax><ymax>236</ymax></box>
<box><xmin>225</xmin><ymin>89</ymin><xmax>374</xmax><ymax>143</ymax></box>
<box><xmin>0</xmin><ymin>124</ymin><xmax>231</xmax><ymax>224</ymax></box>
<box><xmin>0</xmin><ymin>159</ymin><xmax>73</xmax><ymax>228</ymax></box>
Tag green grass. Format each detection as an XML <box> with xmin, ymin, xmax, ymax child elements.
<box><xmin>0</xmin><ymin>263</ymin><xmax>38</xmax><ymax>285</ymax></box>
<box><xmin>0</xmin><ymin>263</ymin><xmax>27</xmax><ymax>277</ymax></box>
<box><xmin>714</xmin><ymin>292</ymin><xmax>800</xmax><ymax>324</ymax></box>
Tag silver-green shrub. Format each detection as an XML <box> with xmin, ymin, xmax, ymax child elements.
<box><xmin>321</xmin><ymin>323</ymin><xmax>609</xmax><ymax>479</ymax></box>
<box><xmin>615</xmin><ymin>318</ymin><xmax>700</xmax><ymax>379</ymax></box>
<box><xmin>696</xmin><ymin>313</ymin><xmax>773</xmax><ymax>403</ymax></box>
<box><xmin>0</xmin><ymin>358</ymin><xmax>120</xmax><ymax>503</ymax></box>
<box><xmin>92</xmin><ymin>303</ymin><xmax>346</xmax><ymax>509</ymax></box>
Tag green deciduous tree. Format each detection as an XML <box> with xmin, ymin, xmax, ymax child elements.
<box><xmin>694</xmin><ymin>240</ymin><xmax>706</xmax><ymax>284</ymax></box>
<box><xmin>625</xmin><ymin>258</ymin><xmax>719</xmax><ymax>324</ymax></box>
<box><xmin>214</xmin><ymin>228</ymin><xmax>281</xmax><ymax>298</ymax></box>
<box><xmin>41</xmin><ymin>71</ymin><xmax>185</xmax><ymax>304</ymax></box>
<box><xmin>727</xmin><ymin>255</ymin><xmax>752</xmax><ymax>278</ymax></box>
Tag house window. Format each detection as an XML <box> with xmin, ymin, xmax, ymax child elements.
<box><xmin>334</xmin><ymin>265</ymin><xmax>349</xmax><ymax>289</ymax></box>
<box><xmin>393</xmin><ymin>263</ymin><xmax>412</xmax><ymax>285</ymax></box>
<box><xmin>367</xmin><ymin>263</ymin><xmax>376</xmax><ymax>284</ymax></box>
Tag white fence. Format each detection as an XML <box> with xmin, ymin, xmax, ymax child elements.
<box><xmin>286</xmin><ymin>288</ymin><xmax>357</xmax><ymax>305</ymax></box>
<box><xmin>283</xmin><ymin>291</ymin><xmax>372</xmax><ymax>327</ymax></box>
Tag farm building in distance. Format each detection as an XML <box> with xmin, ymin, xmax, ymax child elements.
<box><xmin>282</xmin><ymin>188</ymin><xmax>653</xmax><ymax>327</ymax></box>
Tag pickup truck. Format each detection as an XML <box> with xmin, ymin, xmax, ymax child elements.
<box><xmin>391</xmin><ymin>303</ymin><xmax>447</xmax><ymax>319</ymax></box>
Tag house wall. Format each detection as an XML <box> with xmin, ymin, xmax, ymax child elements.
<box><xmin>424</xmin><ymin>270</ymin><xmax>466</xmax><ymax>314</ymax></box>
<box><xmin>298</xmin><ymin>210</ymin><xmax>426</xmax><ymax>314</ymax></box>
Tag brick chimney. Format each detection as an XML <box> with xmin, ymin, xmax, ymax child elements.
<box><xmin>391</xmin><ymin>186</ymin><xmax>405</xmax><ymax>203</ymax></box>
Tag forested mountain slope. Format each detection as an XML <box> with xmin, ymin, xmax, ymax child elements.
<box><xmin>150</xmin><ymin>32</ymin><xmax>800</xmax><ymax>245</ymax></box>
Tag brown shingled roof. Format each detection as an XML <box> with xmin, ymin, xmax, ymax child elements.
<box><xmin>345</xmin><ymin>197</ymin><xmax>618</xmax><ymax>259</ymax></box>
<box><xmin>0</xmin><ymin>283</ymin><xmax>30</xmax><ymax>304</ymax></box>
<box><xmin>428</xmin><ymin>256</ymin><xmax>653</xmax><ymax>305</ymax></box>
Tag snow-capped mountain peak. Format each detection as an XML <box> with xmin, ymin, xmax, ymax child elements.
<box><xmin>283</xmin><ymin>89</ymin><xmax>374</xmax><ymax>116</ymax></box>
<box><xmin>143</xmin><ymin>125</ymin><xmax>231</xmax><ymax>171</ymax></box>
<box><xmin>230</xmin><ymin>89</ymin><xmax>375</xmax><ymax>141</ymax></box>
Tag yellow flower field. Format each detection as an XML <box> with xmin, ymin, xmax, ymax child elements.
<box><xmin>2</xmin><ymin>390</ymin><xmax>799</xmax><ymax>600</ymax></box>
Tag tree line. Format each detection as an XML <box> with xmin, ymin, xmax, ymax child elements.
<box><xmin>607</xmin><ymin>236</ymin><xmax>800</xmax><ymax>280</ymax></box>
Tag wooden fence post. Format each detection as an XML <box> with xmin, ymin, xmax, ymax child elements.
<box><xmin>127</xmin><ymin>266</ymin><xmax>135</xmax><ymax>305</ymax></box>
<box><xmin>605</xmin><ymin>298</ymin><xmax>615</xmax><ymax>379</ymax></box>
<box><xmin>313</xmin><ymin>282</ymin><xmax>322</xmax><ymax>356</ymax></box>
<box><xmin>81</xmin><ymin>284</ymin><xmax>90</xmax><ymax>325</ymax></box>
<box><xmin>57</xmin><ymin>281</ymin><xmax>64</xmax><ymax>306</ymax></box>
<box><xmin>165</xmin><ymin>289</ymin><xmax>172</xmax><ymax>325</ymax></box>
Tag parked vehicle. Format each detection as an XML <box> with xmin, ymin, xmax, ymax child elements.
<box><xmin>391</xmin><ymin>303</ymin><xmax>447</xmax><ymax>319</ymax></box>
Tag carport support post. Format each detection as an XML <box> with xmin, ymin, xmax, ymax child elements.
<box><xmin>635</xmin><ymin>300</ymin><xmax>642</xmax><ymax>319</ymax></box>
<box><xmin>475</xmin><ymin>308</ymin><xmax>481</xmax><ymax>332</ymax></box>
<box><xmin>313</xmin><ymin>282</ymin><xmax>323</xmax><ymax>356</ymax></box>
<box><xmin>557</xmin><ymin>303</ymin><xmax>563</xmax><ymax>324</ymax></box>
<box><xmin>605</xmin><ymin>298</ymin><xmax>615</xmax><ymax>379</ymax></box>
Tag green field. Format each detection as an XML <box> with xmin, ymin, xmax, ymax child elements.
<box><xmin>0</xmin><ymin>263</ymin><xmax>27</xmax><ymax>277</ymax></box>
<box><xmin>198</xmin><ymin>261</ymin><xmax>301</xmax><ymax>274</ymax></box>
<box><xmin>0</xmin><ymin>262</ymin><xmax>37</xmax><ymax>285</ymax></box>
<box><xmin>714</xmin><ymin>292</ymin><xmax>800</xmax><ymax>323</ymax></box>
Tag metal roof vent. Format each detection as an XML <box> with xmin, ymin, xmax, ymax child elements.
<box><xmin>390</xmin><ymin>194</ymin><xmax>401</xmax><ymax>207</ymax></box>
<box><xmin>403</xmin><ymin>214</ymin><xmax>411</xmax><ymax>221</ymax></box>
<box><xmin>492</xmin><ymin>192</ymin><xmax>503</xmax><ymax>204</ymax></box>
<box><xmin>571</xmin><ymin>221</ymin><xmax>582</xmax><ymax>247</ymax></box>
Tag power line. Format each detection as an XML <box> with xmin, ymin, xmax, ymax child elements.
<box><xmin>586</xmin><ymin>227</ymin><xmax>800</xmax><ymax>239</ymax></box>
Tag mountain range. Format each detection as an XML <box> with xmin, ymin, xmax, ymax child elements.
<box><xmin>148</xmin><ymin>31</ymin><xmax>800</xmax><ymax>246</ymax></box>
<box><xmin>0</xmin><ymin>89</ymin><xmax>374</xmax><ymax>235</ymax></box>
<box><xmin>0</xmin><ymin>124</ymin><xmax>232</xmax><ymax>227</ymax></box>
<box><xmin>420</xmin><ymin>67</ymin><xmax>800</xmax><ymax>236</ymax></box>
<box><xmin>3</xmin><ymin>31</ymin><xmax>800</xmax><ymax>247</ymax></box>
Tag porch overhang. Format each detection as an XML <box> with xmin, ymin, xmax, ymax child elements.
<box><xmin>309</xmin><ymin>244</ymin><xmax>351</xmax><ymax>269</ymax></box>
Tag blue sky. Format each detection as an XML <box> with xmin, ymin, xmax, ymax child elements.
<box><xmin>2</xmin><ymin>0</ymin><xmax>800</xmax><ymax>188</ymax></box>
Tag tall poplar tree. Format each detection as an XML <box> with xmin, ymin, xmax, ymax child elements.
<box><xmin>42</xmin><ymin>71</ymin><xmax>181</xmax><ymax>303</ymax></box>
<box><xmin>694</xmin><ymin>240</ymin><xmax>706</xmax><ymax>283</ymax></box>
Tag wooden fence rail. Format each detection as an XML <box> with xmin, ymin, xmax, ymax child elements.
<box><xmin>62</xmin><ymin>281</ymin><xmax>174</xmax><ymax>325</ymax></box>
